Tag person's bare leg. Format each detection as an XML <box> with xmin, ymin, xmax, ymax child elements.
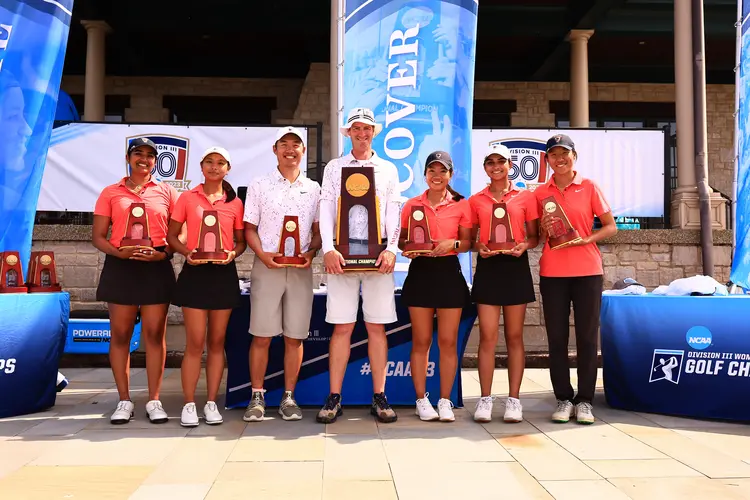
<box><xmin>250</xmin><ymin>336</ymin><xmax>272</xmax><ymax>390</ymax></box>
<box><xmin>503</xmin><ymin>304</ymin><xmax>528</xmax><ymax>400</ymax></box>
<box><xmin>181</xmin><ymin>307</ymin><xmax>207</xmax><ymax>403</ymax></box>
<box><xmin>408</xmin><ymin>307</ymin><xmax>435</xmax><ymax>398</ymax></box>
<box><xmin>328</xmin><ymin>323</ymin><xmax>355</xmax><ymax>393</ymax></box>
<box><xmin>139</xmin><ymin>304</ymin><xmax>169</xmax><ymax>401</ymax></box>
<box><xmin>477</xmin><ymin>304</ymin><xmax>501</xmax><ymax>398</ymax></box>
<box><xmin>206</xmin><ymin>309</ymin><xmax>231</xmax><ymax>402</ymax></box>
<box><xmin>107</xmin><ymin>304</ymin><xmax>139</xmax><ymax>401</ymax></box>
<box><xmin>283</xmin><ymin>337</ymin><xmax>303</xmax><ymax>391</ymax></box>
<box><xmin>436</xmin><ymin>308</ymin><xmax>462</xmax><ymax>400</ymax></box>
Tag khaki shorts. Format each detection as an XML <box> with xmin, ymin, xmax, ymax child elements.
<box><xmin>325</xmin><ymin>272</ymin><xmax>397</xmax><ymax>324</ymax></box>
<box><xmin>249</xmin><ymin>255</ymin><xmax>313</xmax><ymax>339</ymax></box>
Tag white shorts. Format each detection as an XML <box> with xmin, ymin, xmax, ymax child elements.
<box><xmin>325</xmin><ymin>272</ymin><xmax>397</xmax><ymax>324</ymax></box>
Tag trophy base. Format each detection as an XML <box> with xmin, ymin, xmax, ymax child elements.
<box><xmin>191</xmin><ymin>251</ymin><xmax>227</xmax><ymax>263</ymax></box>
<box><xmin>120</xmin><ymin>239</ymin><xmax>154</xmax><ymax>250</ymax></box>
<box><xmin>0</xmin><ymin>286</ymin><xmax>28</xmax><ymax>294</ymax></box>
<box><xmin>27</xmin><ymin>284</ymin><xmax>62</xmax><ymax>293</ymax></box>
<box><xmin>336</xmin><ymin>244</ymin><xmax>386</xmax><ymax>272</ymax></box>
<box><xmin>549</xmin><ymin>230</ymin><xmax>583</xmax><ymax>250</ymax></box>
<box><xmin>486</xmin><ymin>241</ymin><xmax>516</xmax><ymax>252</ymax></box>
<box><xmin>274</xmin><ymin>256</ymin><xmax>307</xmax><ymax>267</ymax></box>
<box><xmin>403</xmin><ymin>242</ymin><xmax>435</xmax><ymax>255</ymax></box>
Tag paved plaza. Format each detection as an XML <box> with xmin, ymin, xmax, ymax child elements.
<box><xmin>1</xmin><ymin>367</ymin><xmax>749</xmax><ymax>499</ymax></box>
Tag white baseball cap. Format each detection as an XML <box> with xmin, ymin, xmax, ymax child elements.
<box><xmin>274</xmin><ymin>126</ymin><xmax>305</xmax><ymax>145</ymax></box>
<box><xmin>340</xmin><ymin>107</ymin><xmax>383</xmax><ymax>137</ymax></box>
<box><xmin>200</xmin><ymin>146</ymin><xmax>231</xmax><ymax>164</ymax></box>
<box><xmin>484</xmin><ymin>144</ymin><xmax>512</xmax><ymax>162</ymax></box>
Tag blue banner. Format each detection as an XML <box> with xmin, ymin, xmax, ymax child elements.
<box><xmin>343</xmin><ymin>0</ymin><xmax>478</xmax><ymax>285</ymax></box>
<box><xmin>733</xmin><ymin>0</ymin><xmax>750</xmax><ymax>288</ymax></box>
<box><xmin>601</xmin><ymin>295</ymin><xmax>750</xmax><ymax>422</ymax></box>
<box><xmin>0</xmin><ymin>0</ymin><xmax>73</xmax><ymax>275</ymax></box>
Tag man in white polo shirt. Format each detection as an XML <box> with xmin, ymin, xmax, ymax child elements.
<box><xmin>243</xmin><ymin>126</ymin><xmax>321</xmax><ymax>422</ymax></box>
<box><xmin>316</xmin><ymin>107</ymin><xmax>401</xmax><ymax>424</ymax></box>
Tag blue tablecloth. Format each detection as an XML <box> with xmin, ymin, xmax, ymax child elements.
<box><xmin>224</xmin><ymin>291</ymin><xmax>477</xmax><ymax>409</ymax></box>
<box><xmin>0</xmin><ymin>292</ymin><xmax>69</xmax><ymax>418</ymax></box>
<box><xmin>601</xmin><ymin>294</ymin><xmax>750</xmax><ymax>422</ymax></box>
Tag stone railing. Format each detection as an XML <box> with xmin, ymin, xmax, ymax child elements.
<box><xmin>32</xmin><ymin>225</ymin><xmax>733</xmax><ymax>357</ymax></box>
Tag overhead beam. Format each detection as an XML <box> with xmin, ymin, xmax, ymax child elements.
<box><xmin>531</xmin><ymin>0</ymin><xmax>627</xmax><ymax>81</ymax></box>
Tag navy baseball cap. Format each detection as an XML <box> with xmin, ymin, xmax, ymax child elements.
<box><xmin>425</xmin><ymin>150</ymin><xmax>453</xmax><ymax>171</ymax></box>
<box><xmin>127</xmin><ymin>137</ymin><xmax>158</xmax><ymax>154</ymax></box>
<box><xmin>545</xmin><ymin>134</ymin><xmax>575</xmax><ymax>153</ymax></box>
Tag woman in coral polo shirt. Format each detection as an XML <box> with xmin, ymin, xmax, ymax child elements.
<box><xmin>167</xmin><ymin>146</ymin><xmax>246</xmax><ymax>427</ymax></box>
<box><xmin>534</xmin><ymin>134</ymin><xmax>617</xmax><ymax>425</ymax></box>
<box><xmin>469</xmin><ymin>144</ymin><xmax>539</xmax><ymax>424</ymax></box>
<box><xmin>92</xmin><ymin>137</ymin><xmax>180</xmax><ymax>426</ymax></box>
<box><xmin>399</xmin><ymin>151</ymin><xmax>472</xmax><ymax>423</ymax></box>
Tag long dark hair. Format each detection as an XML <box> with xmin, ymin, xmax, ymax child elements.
<box><xmin>446</xmin><ymin>185</ymin><xmax>464</xmax><ymax>201</ymax></box>
<box><xmin>222</xmin><ymin>180</ymin><xmax>237</xmax><ymax>203</ymax></box>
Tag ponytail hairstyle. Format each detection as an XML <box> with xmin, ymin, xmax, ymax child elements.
<box><xmin>222</xmin><ymin>180</ymin><xmax>237</xmax><ymax>203</ymax></box>
<box><xmin>446</xmin><ymin>185</ymin><xmax>464</xmax><ymax>201</ymax></box>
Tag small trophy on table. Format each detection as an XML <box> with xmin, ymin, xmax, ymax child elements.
<box><xmin>273</xmin><ymin>216</ymin><xmax>307</xmax><ymax>267</ymax></box>
<box><xmin>486</xmin><ymin>202</ymin><xmax>516</xmax><ymax>253</ymax></box>
<box><xmin>335</xmin><ymin>166</ymin><xmax>385</xmax><ymax>271</ymax></box>
<box><xmin>541</xmin><ymin>196</ymin><xmax>582</xmax><ymax>249</ymax></box>
<box><xmin>120</xmin><ymin>202</ymin><xmax>153</xmax><ymax>249</ymax></box>
<box><xmin>0</xmin><ymin>251</ymin><xmax>27</xmax><ymax>293</ymax></box>
<box><xmin>403</xmin><ymin>206</ymin><xmax>435</xmax><ymax>256</ymax></box>
<box><xmin>26</xmin><ymin>251</ymin><xmax>62</xmax><ymax>293</ymax></box>
<box><xmin>191</xmin><ymin>210</ymin><xmax>227</xmax><ymax>263</ymax></box>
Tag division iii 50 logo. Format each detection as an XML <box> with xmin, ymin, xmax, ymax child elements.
<box><xmin>489</xmin><ymin>138</ymin><xmax>550</xmax><ymax>191</ymax></box>
<box><xmin>126</xmin><ymin>135</ymin><xmax>191</xmax><ymax>191</ymax></box>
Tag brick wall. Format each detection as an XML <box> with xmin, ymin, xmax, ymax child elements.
<box><xmin>33</xmin><ymin>227</ymin><xmax>733</xmax><ymax>354</ymax></box>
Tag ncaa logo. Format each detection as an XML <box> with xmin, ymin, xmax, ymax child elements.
<box><xmin>686</xmin><ymin>325</ymin><xmax>712</xmax><ymax>350</ymax></box>
<box><xmin>489</xmin><ymin>138</ymin><xmax>550</xmax><ymax>191</ymax></box>
<box><xmin>126</xmin><ymin>135</ymin><xmax>191</xmax><ymax>192</ymax></box>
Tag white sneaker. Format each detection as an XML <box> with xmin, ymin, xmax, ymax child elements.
<box><xmin>145</xmin><ymin>400</ymin><xmax>169</xmax><ymax>424</ymax></box>
<box><xmin>110</xmin><ymin>400</ymin><xmax>134</xmax><ymax>424</ymax></box>
<box><xmin>204</xmin><ymin>401</ymin><xmax>223</xmax><ymax>425</ymax></box>
<box><xmin>552</xmin><ymin>400</ymin><xmax>575</xmax><ymax>423</ymax></box>
<box><xmin>415</xmin><ymin>393</ymin><xmax>439</xmax><ymax>421</ymax></box>
<box><xmin>576</xmin><ymin>402</ymin><xmax>595</xmax><ymax>425</ymax></box>
<box><xmin>437</xmin><ymin>398</ymin><xmax>455</xmax><ymax>422</ymax></box>
<box><xmin>180</xmin><ymin>402</ymin><xmax>199</xmax><ymax>427</ymax></box>
<box><xmin>503</xmin><ymin>397</ymin><xmax>523</xmax><ymax>423</ymax></box>
<box><xmin>473</xmin><ymin>396</ymin><xmax>493</xmax><ymax>423</ymax></box>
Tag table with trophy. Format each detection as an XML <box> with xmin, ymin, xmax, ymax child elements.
<box><xmin>0</xmin><ymin>250</ymin><xmax>69</xmax><ymax>418</ymax></box>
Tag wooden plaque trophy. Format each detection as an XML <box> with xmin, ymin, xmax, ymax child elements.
<box><xmin>27</xmin><ymin>251</ymin><xmax>62</xmax><ymax>292</ymax></box>
<box><xmin>120</xmin><ymin>202</ymin><xmax>153</xmax><ymax>249</ymax></box>
<box><xmin>0</xmin><ymin>251</ymin><xmax>27</xmax><ymax>293</ymax></box>
<box><xmin>192</xmin><ymin>210</ymin><xmax>226</xmax><ymax>263</ymax></box>
<box><xmin>486</xmin><ymin>202</ymin><xmax>516</xmax><ymax>253</ymax></box>
<box><xmin>273</xmin><ymin>215</ymin><xmax>306</xmax><ymax>267</ymax></box>
<box><xmin>403</xmin><ymin>205</ymin><xmax>435</xmax><ymax>255</ymax></box>
<box><xmin>541</xmin><ymin>196</ymin><xmax>582</xmax><ymax>249</ymax></box>
<box><xmin>335</xmin><ymin>167</ymin><xmax>385</xmax><ymax>271</ymax></box>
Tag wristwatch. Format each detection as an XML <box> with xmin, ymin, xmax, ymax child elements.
<box><xmin>453</xmin><ymin>240</ymin><xmax>460</xmax><ymax>250</ymax></box>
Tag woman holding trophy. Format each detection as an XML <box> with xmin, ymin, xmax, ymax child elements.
<box><xmin>469</xmin><ymin>144</ymin><xmax>539</xmax><ymax>424</ymax></box>
<box><xmin>167</xmin><ymin>146</ymin><xmax>246</xmax><ymax>427</ymax></box>
<box><xmin>399</xmin><ymin>151</ymin><xmax>472</xmax><ymax>422</ymax></box>
<box><xmin>92</xmin><ymin>137</ymin><xmax>180</xmax><ymax>425</ymax></box>
<box><xmin>534</xmin><ymin>134</ymin><xmax>617</xmax><ymax>425</ymax></box>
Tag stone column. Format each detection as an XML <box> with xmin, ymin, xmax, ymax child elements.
<box><xmin>670</xmin><ymin>0</ymin><xmax>701</xmax><ymax>228</ymax></box>
<box><xmin>80</xmin><ymin>20</ymin><xmax>111</xmax><ymax>122</ymax></box>
<box><xmin>569</xmin><ymin>30</ymin><xmax>594</xmax><ymax>128</ymax></box>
